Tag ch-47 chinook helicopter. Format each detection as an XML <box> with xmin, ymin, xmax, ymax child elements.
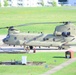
<box><xmin>1</xmin><ymin>21</ymin><xmax>76</xmax><ymax>50</ymax></box>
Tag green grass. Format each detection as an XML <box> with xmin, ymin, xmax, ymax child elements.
<box><xmin>51</xmin><ymin>52</ymin><xmax>76</xmax><ymax>75</ymax></box>
<box><xmin>0</xmin><ymin>52</ymin><xmax>76</xmax><ymax>75</ymax></box>
<box><xmin>0</xmin><ymin>52</ymin><xmax>70</xmax><ymax>75</ymax></box>
<box><xmin>52</xmin><ymin>61</ymin><xmax>76</xmax><ymax>75</ymax></box>
<box><xmin>0</xmin><ymin>66</ymin><xmax>47</xmax><ymax>75</ymax></box>
<box><xmin>0</xmin><ymin>7</ymin><xmax>76</xmax><ymax>34</ymax></box>
<box><xmin>0</xmin><ymin>52</ymin><xmax>67</xmax><ymax>65</ymax></box>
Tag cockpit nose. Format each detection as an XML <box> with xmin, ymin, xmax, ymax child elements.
<box><xmin>3</xmin><ymin>34</ymin><xmax>10</xmax><ymax>43</ymax></box>
<box><xmin>2</xmin><ymin>35</ymin><xmax>10</xmax><ymax>43</ymax></box>
<box><xmin>3</xmin><ymin>38</ymin><xmax>6</xmax><ymax>42</ymax></box>
<box><xmin>3</xmin><ymin>38</ymin><xmax>8</xmax><ymax>43</ymax></box>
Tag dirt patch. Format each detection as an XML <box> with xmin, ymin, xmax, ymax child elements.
<box><xmin>0</xmin><ymin>61</ymin><xmax>46</xmax><ymax>66</ymax></box>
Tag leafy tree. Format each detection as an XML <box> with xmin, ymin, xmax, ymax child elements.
<box><xmin>41</xmin><ymin>0</ymin><xmax>44</xmax><ymax>6</ymax></box>
<box><xmin>4</xmin><ymin>0</ymin><xmax>8</xmax><ymax>6</ymax></box>
<box><xmin>0</xmin><ymin>3</ymin><xmax>1</xmax><ymax>7</ymax></box>
<box><xmin>52</xmin><ymin>0</ymin><xmax>57</xmax><ymax>6</ymax></box>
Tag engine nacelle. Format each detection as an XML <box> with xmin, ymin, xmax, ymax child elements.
<box><xmin>54</xmin><ymin>31</ymin><xmax>62</xmax><ymax>36</ymax></box>
<box><xmin>62</xmin><ymin>32</ymin><xmax>70</xmax><ymax>37</ymax></box>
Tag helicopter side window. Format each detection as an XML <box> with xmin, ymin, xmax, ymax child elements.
<box><xmin>46</xmin><ymin>38</ymin><xmax>49</xmax><ymax>40</ymax></box>
<box><xmin>14</xmin><ymin>37</ymin><xmax>17</xmax><ymax>40</ymax></box>
<box><xmin>43</xmin><ymin>38</ymin><xmax>49</xmax><ymax>41</ymax></box>
<box><xmin>34</xmin><ymin>38</ymin><xmax>36</xmax><ymax>40</ymax></box>
<box><xmin>43</xmin><ymin>38</ymin><xmax>45</xmax><ymax>41</ymax></box>
<box><xmin>68</xmin><ymin>28</ymin><xmax>70</xmax><ymax>30</ymax></box>
<box><xmin>6</xmin><ymin>40</ymin><xmax>8</xmax><ymax>42</ymax></box>
<box><xmin>24</xmin><ymin>37</ymin><xmax>26</xmax><ymax>40</ymax></box>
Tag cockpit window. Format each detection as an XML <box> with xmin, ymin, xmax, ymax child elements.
<box><xmin>6</xmin><ymin>34</ymin><xmax>10</xmax><ymax>38</ymax></box>
<box><xmin>43</xmin><ymin>38</ymin><xmax>45</xmax><ymax>41</ymax></box>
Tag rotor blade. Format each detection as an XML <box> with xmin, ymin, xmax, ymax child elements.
<box><xmin>0</xmin><ymin>22</ymin><xmax>53</xmax><ymax>29</ymax></box>
<box><xmin>0</xmin><ymin>22</ymin><xmax>59</xmax><ymax>29</ymax></box>
<box><xmin>14</xmin><ymin>21</ymin><xmax>76</xmax><ymax>27</ymax></box>
<box><xmin>0</xmin><ymin>21</ymin><xmax>76</xmax><ymax>29</ymax></box>
<box><xmin>0</xmin><ymin>27</ymin><xmax>10</xmax><ymax>29</ymax></box>
<box><xmin>72</xmin><ymin>21</ymin><xmax>76</xmax><ymax>23</ymax></box>
<box><xmin>14</xmin><ymin>22</ymin><xmax>62</xmax><ymax>27</ymax></box>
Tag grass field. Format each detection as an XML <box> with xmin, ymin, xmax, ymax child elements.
<box><xmin>0</xmin><ymin>52</ymin><xmax>70</xmax><ymax>75</ymax></box>
<box><xmin>52</xmin><ymin>61</ymin><xmax>76</xmax><ymax>75</ymax></box>
<box><xmin>0</xmin><ymin>7</ymin><xmax>76</xmax><ymax>34</ymax></box>
<box><xmin>51</xmin><ymin>52</ymin><xmax>76</xmax><ymax>75</ymax></box>
<box><xmin>0</xmin><ymin>52</ymin><xmax>76</xmax><ymax>75</ymax></box>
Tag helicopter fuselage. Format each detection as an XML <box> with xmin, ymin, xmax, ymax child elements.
<box><xmin>3</xmin><ymin>33</ymin><xmax>63</xmax><ymax>46</ymax></box>
<box><xmin>2</xmin><ymin>22</ymin><xmax>76</xmax><ymax>50</ymax></box>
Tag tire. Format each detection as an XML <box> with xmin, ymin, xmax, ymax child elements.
<box><xmin>58</xmin><ymin>46</ymin><xmax>62</xmax><ymax>50</ymax></box>
<box><xmin>61</xmin><ymin>46</ymin><xmax>69</xmax><ymax>50</ymax></box>
<box><xmin>29</xmin><ymin>46</ymin><xmax>33</xmax><ymax>49</ymax></box>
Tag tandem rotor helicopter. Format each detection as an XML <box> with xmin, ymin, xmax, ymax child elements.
<box><xmin>1</xmin><ymin>21</ymin><xmax>76</xmax><ymax>50</ymax></box>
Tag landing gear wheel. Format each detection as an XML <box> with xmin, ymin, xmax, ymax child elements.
<box><xmin>58</xmin><ymin>46</ymin><xmax>62</xmax><ymax>50</ymax></box>
<box><xmin>61</xmin><ymin>46</ymin><xmax>69</xmax><ymax>50</ymax></box>
<box><xmin>29</xmin><ymin>46</ymin><xmax>33</xmax><ymax>49</ymax></box>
